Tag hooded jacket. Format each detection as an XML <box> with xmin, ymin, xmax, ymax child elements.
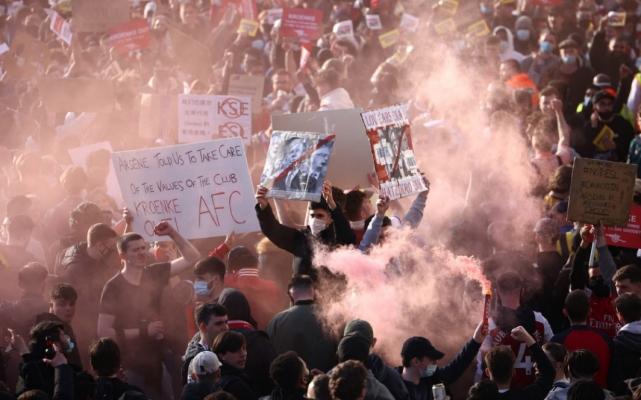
<box><xmin>614</xmin><ymin>320</ymin><xmax>641</xmax><ymax>380</ymax></box>
<box><xmin>319</xmin><ymin>88</ymin><xmax>355</xmax><ymax>111</ymax></box>
<box><xmin>268</xmin><ymin>386</ymin><xmax>307</xmax><ymax>400</ymax></box>
<box><xmin>182</xmin><ymin>340</ymin><xmax>209</xmax><ymax>386</ymax></box>
<box><xmin>179</xmin><ymin>380</ymin><xmax>222</xmax><ymax>400</ymax></box>
<box><xmin>492</xmin><ymin>26</ymin><xmax>525</xmax><ymax>63</ymax></box>
<box><xmin>365</xmin><ymin>370</ymin><xmax>395</xmax><ymax>400</ymax></box>
<box><xmin>368</xmin><ymin>354</ymin><xmax>410</xmax><ymax>400</ymax></box>
<box><xmin>218</xmin><ymin>364</ymin><xmax>259</xmax><ymax>400</ymax></box>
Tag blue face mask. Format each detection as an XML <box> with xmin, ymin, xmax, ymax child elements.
<box><xmin>540</xmin><ymin>41</ymin><xmax>554</xmax><ymax>54</ymax></box>
<box><xmin>584</xmin><ymin>97</ymin><xmax>591</xmax><ymax>107</ymax></box>
<box><xmin>480</xmin><ymin>6</ymin><xmax>491</xmax><ymax>14</ymax></box>
<box><xmin>562</xmin><ymin>55</ymin><xmax>576</xmax><ymax>65</ymax></box>
<box><xmin>516</xmin><ymin>29</ymin><xmax>530</xmax><ymax>41</ymax></box>
<box><xmin>194</xmin><ymin>280</ymin><xmax>214</xmax><ymax>297</ymax></box>
<box><xmin>66</xmin><ymin>337</ymin><xmax>74</xmax><ymax>353</ymax></box>
<box><xmin>419</xmin><ymin>363</ymin><xmax>437</xmax><ymax>378</ymax></box>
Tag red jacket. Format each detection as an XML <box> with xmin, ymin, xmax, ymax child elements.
<box><xmin>226</xmin><ymin>268</ymin><xmax>282</xmax><ymax>330</ymax></box>
<box><xmin>505</xmin><ymin>73</ymin><xmax>539</xmax><ymax>106</ymax></box>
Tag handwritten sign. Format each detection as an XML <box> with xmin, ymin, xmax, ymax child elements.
<box><xmin>228</xmin><ymin>74</ymin><xmax>264</xmax><ymax>113</ymax></box>
<box><xmin>71</xmin><ymin>0</ymin><xmax>129</xmax><ymax>32</ymax></box>
<box><xmin>400</xmin><ymin>13</ymin><xmax>420</xmax><ymax>32</ymax></box>
<box><xmin>435</xmin><ymin>18</ymin><xmax>456</xmax><ymax>34</ymax></box>
<box><xmin>111</xmin><ymin>138</ymin><xmax>259</xmax><ymax>241</ymax></box>
<box><xmin>378</xmin><ymin>29</ymin><xmax>399</xmax><ymax>49</ymax></box>
<box><xmin>468</xmin><ymin>20</ymin><xmax>491</xmax><ymax>36</ymax></box>
<box><xmin>366</xmin><ymin>14</ymin><xmax>382</xmax><ymax>30</ymax></box>
<box><xmin>4</xmin><ymin>34</ymin><xmax>50</xmax><ymax>79</ymax></box>
<box><xmin>238</xmin><ymin>19</ymin><xmax>259</xmax><ymax>36</ymax></box>
<box><xmin>281</xmin><ymin>7</ymin><xmax>323</xmax><ymax>41</ymax></box>
<box><xmin>567</xmin><ymin>158</ymin><xmax>637</xmax><ymax>227</ymax></box>
<box><xmin>49</xmin><ymin>10</ymin><xmax>72</xmax><ymax>45</ymax></box>
<box><xmin>109</xmin><ymin>19</ymin><xmax>152</xmax><ymax>54</ymax></box>
<box><xmin>333</xmin><ymin>20</ymin><xmax>354</xmax><ymax>39</ymax></box>
<box><xmin>608</xmin><ymin>11</ymin><xmax>626</xmax><ymax>27</ymax></box>
<box><xmin>604</xmin><ymin>206</ymin><xmax>641</xmax><ymax>249</ymax></box>
<box><xmin>179</xmin><ymin>95</ymin><xmax>251</xmax><ymax>145</ymax></box>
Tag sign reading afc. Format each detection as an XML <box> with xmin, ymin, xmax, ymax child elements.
<box><xmin>567</xmin><ymin>158</ymin><xmax>637</xmax><ymax>227</ymax></box>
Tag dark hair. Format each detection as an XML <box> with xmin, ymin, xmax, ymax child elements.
<box><xmin>614</xmin><ymin>265</ymin><xmax>641</xmax><ymax>284</ymax></box>
<box><xmin>288</xmin><ymin>275</ymin><xmax>314</xmax><ymax>293</ymax></box>
<box><xmin>6</xmin><ymin>214</ymin><xmax>35</xmax><ymax>236</ymax></box>
<box><xmin>6</xmin><ymin>195</ymin><xmax>32</xmax><ymax>218</ymax></box>
<box><xmin>29</xmin><ymin>321</ymin><xmax>64</xmax><ymax>344</ymax></box>
<box><xmin>485</xmin><ymin>346</ymin><xmax>516</xmax><ymax>385</ymax></box>
<box><xmin>89</xmin><ymin>338</ymin><xmax>121</xmax><ymax>377</ymax></box>
<box><xmin>566</xmin><ymin>349</ymin><xmax>600</xmax><ymax>379</ymax></box>
<box><xmin>60</xmin><ymin>166</ymin><xmax>87</xmax><ymax>195</ymax></box>
<box><xmin>543</xmin><ymin>342</ymin><xmax>569</xmax><ymax>364</ymax></box>
<box><xmin>117</xmin><ymin>233</ymin><xmax>145</xmax><ymax>254</ymax></box>
<box><xmin>50</xmin><ymin>283</ymin><xmax>78</xmax><ymax>302</ymax></box>
<box><xmin>565</xmin><ymin>290</ymin><xmax>590</xmax><ymax>323</ymax></box>
<box><xmin>496</xmin><ymin>270</ymin><xmax>523</xmax><ymax>296</ymax></box>
<box><xmin>17</xmin><ymin>390</ymin><xmax>48</xmax><ymax>400</ymax></box>
<box><xmin>548</xmin><ymin>165</ymin><xmax>573</xmax><ymax>193</ymax></box>
<box><xmin>539</xmin><ymin>86</ymin><xmax>562</xmax><ymax>100</ymax></box>
<box><xmin>502</xmin><ymin>59</ymin><xmax>522</xmax><ymax>74</ymax></box>
<box><xmin>69</xmin><ymin>202</ymin><xmax>103</xmax><ymax>230</ymax></box>
<box><xmin>329</xmin><ymin>360</ymin><xmax>367</xmax><ymax>400</ymax></box>
<box><xmin>18</xmin><ymin>262</ymin><xmax>48</xmax><ymax>286</ymax></box>
<box><xmin>195</xmin><ymin>302</ymin><xmax>228</xmax><ymax>327</ymax></box>
<box><xmin>485</xmin><ymin>35</ymin><xmax>500</xmax><ymax>45</ymax></box>
<box><xmin>270</xmin><ymin>351</ymin><xmax>306</xmax><ymax>388</ymax></box>
<box><xmin>213</xmin><ymin>331</ymin><xmax>246</xmax><ymax>356</ymax></box>
<box><xmin>194</xmin><ymin>256</ymin><xmax>227</xmax><ymax>281</ymax></box>
<box><xmin>314</xmin><ymin>69</ymin><xmax>341</xmax><ymax>91</ymax></box>
<box><xmin>332</xmin><ymin>186</ymin><xmax>347</xmax><ymax>210</ymax></box>
<box><xmin>204</xmin><ymin>393</ymin><xmax>237</xmax><ymax>400</ymax></box>
<box><xmin>468</xmin><ymin>380</ymin><xmax>500</xmax><ymax>400</ymax></box>
<box><xmin>345</xmin><ymin>191</ymin><xmax>368</xmax><ymax>221</ymax></box>
<box><xmin>615</xmin><ymin>293</ymin><xmax>641</xmax><ymax>323</ymax></box>
<box><xmin>309</xmin><ymin>374</ymin><xmax>332</xmax><ymax>400</ymax></box>
<box><xmin>567</xmin><ymin>380</ymin><xmax>606</xmax><ymax>400</ymax></box>
<box><xmin>87</xmin><ymin>223</ymin><xmax>117</xmax><ymax>247</ymax></box>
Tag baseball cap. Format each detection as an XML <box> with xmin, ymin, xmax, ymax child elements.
<box><xmin>337</xmin><ymin>332</ymin><xmax>370</xmax><ymax>364</ymax></box>
<box><xmin>534</xmin><ymin>218</ymin><xmax>558</xmax><ymax>237</ymax></box>
<box><xmin>190</xmin><ymin>351</ymin><xmax>221</xmax><ymax>376</ymax></box>
<box><xmin>593</xmin><ymin>90</ymin><xmax>615</xmax><ymax>105</ymax></box>
<box><xmin>401</xmin><ymin>337</ymin><xmax>444</xmax><ymax>361</ymax></box>
<box><xmin>593</xmin><ymin>73</ymin><xmax>612</xmax><ymax>88</ymax></box>
<box><xmin>344</xmin><ymin>319</ymin><xmax>374</xmax><ymax>342</ymax></box>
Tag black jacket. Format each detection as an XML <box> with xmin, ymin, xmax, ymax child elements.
<box><xmin>498</xmin><ymin>343</ymin><xmax>555</xmax><ymax>400</ymax></box>
<box><xmin>179</xmin><ymin>380</ymin><xmax>222</xmax><ymax>400</ymax></box>
<box><xmin>268</xmin><ymin>386</ymin><xmax>307</xmax><ymax>400</ymax></box>
<box><xmin>35</xmin><ymin>313</ymin><xmax>82</xmax><ymax>370</ymax></box>
<box><xmin>367</xmin><ymin>354</ymin><xmax>410</xmax><ymax>400</ymax></box>
<box><xmin>614</xmin><ymin>321</ymin><xmax>641</xmax><ymax>380</ymax></box>
<box><xmin>182</xmin><ymin>340</ymin><xmax>206</xmax><ymax>386</ymax></box>
<box><xmin>533</xmin><ymin>251</ymin><xmax>568</xmax><ymax>334</ymax></box>
<box><xmin>577</xmin><ymin>115</ymin><xmax>636</xmax><ymax>162</ymax></box>
<box><xmin>589</xmin><ymin>31</ymin><xmax>637</xmax><ymax>88</ymax></box>
<box><xmin>95</xmin><ymin>377</ymin><xmax>145</xmax><ymax>400</ymax></box>
<box><xmin>218</xmin><ymin>364</ymin><xmax>259</xmax><ymax>400</ymax></box>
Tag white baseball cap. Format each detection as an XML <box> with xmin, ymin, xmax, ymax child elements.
<box><xmin>190</xmin><ymin>351</ymin><xmax>221</xmax><ymax>376</ymax></box>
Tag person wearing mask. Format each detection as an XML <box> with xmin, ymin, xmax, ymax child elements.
<box><xmin>267</xmin><ymin>351</ymin><xmax>310</xmax><ymax>400</ymax></box>
<box><xmin>551</xmin><ymin>290</ymin><xmax>620</xmax><ymax>390</ymax></box>
<box><xmin>42</xmin><ymin>166</ymin><xmax>86</xmax><ymax>239</ymax></box>
<box><xmin>213</xmin><ymin>331</ymin><xmax>258</xmax><ymax>400</ymax></box>
<box><xmin>397</xmin><ymin>322</ymin><xmax>487</xmax><ymax>400</ymax></box>
<box><xmin>329</xmin><ymin>361</ymin><xmax>368</xmax><ymax>400</ymax></box>
<box><xmin>90</xmin><ymin>338</ymin><xmax>145</xmax><ymax>400</ymax></box>
<box><xmin>500</xmin><ymin>59</ymin><xmax>539</xmax><ymax>107</ymax></box>
<box><xmin>193</xmin><ymin>256</ymin><xmax>227</xmax><ymax>303</ymax></box>
<box><xmin>539</xmin><ymin>343</ymin><xmax>570</xmax><ymax>394</ymax></box>
<box><xmin>521</xmin><ymin>31</ymin><xmax>559</xmax><ymax>87</ymax></box>
<box><xmin>613</xmin><ymin>293</ymin><xmax>641</xmax><ymax>381</ymax></box>
<box><xmin>547</xmin><ymin>350</ymin><xmax>614</xmax><ymax>400</ymax></box>
<box><xmin>476</xmin><ymin>270</ymin><xmax>554</xmax><ymax>388</ymax></box>
<box><xmin>492</xmin><ymin>27</ymin><xmax>525</xmax><ymax>62</ymax></box>
<box><xmin>484</xmin><ymin>326</ymin><xmax>555</xmax><ymax>399</ymax></box>
<box><xmin>344</xmin><ymin>191</ymin><xmax>376</xmax><ymax>247</ymax></box>
<box><xmin>182</xmin><ymin>303</ymin><xmax>229</xmax><ymax>386</ymax></box>
<box><xmin>0</xmin><ymin>215</ymin><xmax>37</xmax><ymax>302</ymax></box>
<box><xmin>513</xmin><ymin>16</ymin><xmax>537</xmax><ymax>55</ymax></box>
<box><xmin>539</xmin><ymin>39</ymin><xmax>595</xmax><ymax>112</ymax></box>
<box><xmin>181</xmin><ymin>352</ymin><xmax>223</xmax><ymax>400</ymax></box>
<box><xmin>589</xmin><ymin>17</ymin><xmax>636</xmax><ymax>89</ymax></box>
<box><xmin>265</xmin><ymin>275</ymin><xmax>335</xmax><ymax>373</ymax></box>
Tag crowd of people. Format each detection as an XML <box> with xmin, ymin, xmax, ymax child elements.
<box><xmin>3</xmin><ymin>0</ymin><xmax>641</xmax><ymax>400</ymax></box>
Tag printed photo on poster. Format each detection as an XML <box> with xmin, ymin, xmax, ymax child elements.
<box><xmin>260</xmin><ymin>131</ymin><xmax>335</xmax><ymax>202</ymax></box>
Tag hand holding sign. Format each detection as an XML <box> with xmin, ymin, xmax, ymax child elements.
<box><xmin>376</xmin><ymin>195</ymin><xmax>390</xmax><ymax>217</ymax></box>
<box><xmin>256</xmin><ymin>185</ymin><xmax>269</xmax><ymax>209</ymax></box>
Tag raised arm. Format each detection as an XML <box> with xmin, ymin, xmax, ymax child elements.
<box><xmin>255</xmin><ymin>186</ymin><xmax>304</xmax><ymax>254</ymax></box>
<box><xmin>402</xmin><ymin>177</ymin><xmax>430</xmax><ymax>229</ymax></box>
<box><xmin>552</xmin><ymin>98</ymin><xmax>570</xmax><ymax>148</ymax></box>
<box><xmin>323</xmin><ymin>181</ymin><xmax>356</xmax><ymax>246</ymax></box>
<box><xmin>436</xmin><ymin>322</ymin><xmax>486</xmax><ymax>384</ymax></box>
<box><xmin>147</xmin><ymin>221</ymin><xmax>201</xmax><ymax>276</ymax></box>
<box><xmin>359</xmin><ymin>195</ymin><xmax>390</xmax><ymax>253</ymax></box>
<box><xmin>592</xmin><ymin>221</ymin><xmax>618</xmax><ymax>295</ymax></box>
<box><xmin>570</xmin><ymin>225</ymin><xmax>591</xmax><ymax>291</ymax></box>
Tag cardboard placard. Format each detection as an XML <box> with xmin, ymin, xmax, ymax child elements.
<box><xmin>400</xmin><ymin>13</ymin><xmax>420</xmax><ymax>33</ymax></box>
<box><xmin>366</xmin><ymin>14</ymin><xmax>383</xmax><ymax>30</ymax></box>
<box><xmin>111</xmin><ymin>138</ymin><xmax>260</xmax><ymax>241</ymax></box>
<box><xmin>267</xmin><ymin>8</ymin><xmax>283</xmax><ymax>24</ymax></box>
<box><xmin>71</xmin><ymin>0</ymin><xmax>130</xmax><ymax>32</ymax></box>
<box><xmin>4</xmin><ymin>33</ymin><xmax>50</xmax><ymax>80</ymax></box>
<box><xmin>439</xmin><ymin>0</ymin><xmax>459</xmax><ymax>14</ymax></box>
<box><xmin>379</xmin><ymin>29</ymin><xmax>400</xmax><ymax>49</ymax></box>
<box><xmin>361</xmin><ymin>105</ymin><xmax>427</xmax><ymax>200</ymax></box>
<box><xmin>178</xmin><ymin>94</ymin><xmax>251</xmax><ymax>145</ymax></box>
<box><xmin>261</xmin><ymin>131</ymin><xmax>335</xmax><ymax>202</ymax></box>
<box><xmin>567</xmin><ymin>158</ymin><xmax>637</xmax><ymax>227</ymax></box>
<box><xmin>281</xmin><ymin>7</ymin><xmax>323</xmax><ymax>41</ymax></box>
<box><xmin>604</xmin><ymin>206</ymin><xmax>641</xmax><ymax>249</ymax></box>
<box><xmin>49</xmin><ymin>10</ymin><xmax>72</xmax><ymax>45</ymax></box>
<box><xmin>220</xmin><ymin>0</ymin><xmax>259</xmax><ymax>22</ymax></box>
<box><xmin>228</xmin><ymin>74</ymin><xmax>265</xmax><ymax>113</ymax></box>
<box><xmin>38</xmin><ymin>78</ymin><xmax>115</xmax><ymax>113</ymax></box>
<box><xmin>68</xmin><ymin>141</ymin><xmax>122</xmax><ymax>208</ymax></box>
<box><xmin>333</xmin><ymin>20</ymin><xmax>354</xmax><ymax>39</ymax></box>
<box><xmin>608</xmin><ymin>12</ymin><xmax>626</xmax><ymax>27</ymax></box>
<box><xmin>593</xmin><ymin>125</ymin><xmax>615</xmax><ymax>151</ymax></box>
<box><xmin>168</xmin><ymin>27</ymin><xmax>214</xmax><ymax>85</ymax></box>
<box><xmin>435</xmin><ymin>18</ymin><xmax>456</xmax><ymax>34</ymax></box>
<box><xmin>467</xmin><ymin>20</ymin><xmax>491</xmax><ymax>36</ymax></box>
<box><xmin>109</xmin><ymin>19</ymin><xmax>152</xmax><ymax>54</ymax></box>
<box><xmin>238</xmin><ymin>19</ymin><xmax>259</xmax><ymax>36</ymax></box>
<box><xmin>272</xmin><ymin>109</ymin><xmax>375</xmax><ymax>191</ymax></box>
<box><xmin>139</xmin><ymin>94</ymin><xmax>179</xmax><ymax>140</ymax></box>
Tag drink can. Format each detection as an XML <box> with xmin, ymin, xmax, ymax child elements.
<box><xmin>432</xmin><ymin>384</ymin><xmax>446</xmax><ymax>400</ymax></box>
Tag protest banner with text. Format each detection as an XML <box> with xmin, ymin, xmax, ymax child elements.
<box><xmin>567</xmin><ymin>158</ymin><xmax>637</xmax><ymax>227</ymax></box>
<box><xmin>178</xmin><ymin>94</ymin><xmax>251</xmax><ymax>145</ymax></box>
<box><xmin>361</xmin><ymin>104</ymin><xmax>427</xmax><ymax>200</ymax></box>
<box><xmin>281</xmin><ymin>7</ymin><xmax>323</xmax><ymax>41</ymax></box>
<box><xmin>109</xmin><ymin>19</ymin><xmax>152</xmax><ymax>54</ymax></box>
<box><xmin>111</xmin><ymin>138</ymin><xmax>259</xmax><ymax>241</ymax></box>
<box><xmin>604</xmin><ymin>206</ymin><xmax>641</xmax><ymax>248</ymax></box>
<box><xmin>228</xmin><ymin>74</ymin><xmax>264</xmax><ymax>113</ymax></box>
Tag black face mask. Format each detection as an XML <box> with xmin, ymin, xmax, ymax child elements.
<box><xmin>588</xmin><ymin>277</ymin><xmax>610</xmax><ymax>297</ymax></box>
<box><xmin>597</xmin><ymin>110</ymin><xmax>613</xmax><ymax>120</ymax></box>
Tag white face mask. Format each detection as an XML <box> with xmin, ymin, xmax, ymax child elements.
<box><xmin>309</xmin><ymin>217</ymin><xmax>327</xmax><ymax>235</ymax></box>
<box><xmin>350</xmin><ymin>220</ymin><xmax>365</xmax><ymax>230</ymax></box>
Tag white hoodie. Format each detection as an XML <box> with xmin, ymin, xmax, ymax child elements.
<box><xmin>319</xmin><ymin>88</ymin><xmax>354</xmax><ymax>111</ymax></box>
<box><xmin>493</xmin><ymin>26</ymin><xmax>525</xmax><ymax>63</ymax></box>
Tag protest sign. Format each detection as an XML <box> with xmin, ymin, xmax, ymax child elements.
<box><xmin>333</xmin><ymin>20</ymin><xmax>354</xmax><ymax>39</ymax></box>
<box><xmin>168</xmin><ymin>27</ymin><xmax>214</xmax><ymax>84</ymax></box>
<box><xmin>219</xmin><ymin>0</ymin><xmax>258</xmax><ymax>21</ymax></box>
<box><xmin>604</xmin><ymin>206</ymin><xmax>641</xmax><ymax>249</ymax></box>
<box><xmin>378</xmin><ymin>29</ymin><xmax>400</xmax><ymax>49</ymax></box>
<box><xmin>228</xmin><ymin>74</ymin><xmax>264</xmax><ymax>113</ymax></box>
<box><xmin>300</xmin><ymin>42</ymin><xmax>313</xmax><ymax>71</ymax></box>
<box><xmin>139</xmin><ymin>94</ymin><xmax>179</xmax><ymax>140</ymax></box>
<box><xmin>238</xmin><ymin>19</ymin><xmax>259</xmax><ymax>36</ymax></box>
<box><xmin>4</xmin><ymin>33</ymin><xmax>50</xmax><ymax>79</ymax></box>
<box><xmin>366</xmin><ymin>14</ymin><xmax>382</xmax><ymax>30</ymax></box>
<box><xmin>109</xmin><ymin>19</ymin><xmax>152</xmax><ymax>54</ymax></box>
<box><xmin>49</xmin><ymin>11</ymin><xmax>72</xmax><ymax>45</ymax></box>
<box><xmin>435</xmin><ymin>18</ymin><xmax>456</xmax><ymax>34</ymax></box>
<box><xmin>178</xmin><ymin>95</ymin><xmax>251</xmax><ymax>145</ymax></box>
<box><xmin>267</xmin><ymin>8</ymin><xmax>283</xmax><ymax>24</ymax></box>
<box><xmin>111</xmin><ymin>138</ymin><xmax>260</xmax><ymax>241</ymax></box>
<box><xmin>400</xmin><ymin>13</ymin><xmax>420</xmax><ymax>32</ymax></box>
<box><xmin>608</xmin><ymin>11</ymin><xmax>626</xmax><ymax>26</ymax></box>
<box><xmin>68</xmin><ymin>141</ymin><xmax>122</xmax><ymax>208</ymax></box>
<box><xmin>273</xmin><ymin>109</ymin><xmax>375</xmax><ymax>191</ymax></box>
<box><xmin>72</xmin><ymin>0</ymin><xmax>129</xmax><ymax>32</ymax></box>
<box><xmin>38</xmin><ymin>78</ymin><xmax>115</xmax><ymax>113</ymax></box>
<box><xmin>567</xmin><ymin>158</ymin><xmax>637</xmax><ymax>227</ymax></box>
<box><xmin>467</xmin><ymin>20</ymin><xmax>491</xmax><ymax>36</ymax></box>
<box><xmin>281</xmin><ymin>7</ymin><xmax>323</xmax><ymax>41</ymax></box>
<box><xmin>360</xmin><ymin>105</ymin><xmax>427</xmax><ymax>200</ymax></box>
<box><xmin>438</xmin><ymin>0</ymin><xmax>459</xmax><ymax>14</ymax></box>
<box><xmin>592</xmin><ymin>125</ymin><xmax>614</xmax><ymax>151</ymax></box>
<box><xmin>260</xmin><ymin>131</ymin><xmax>335</xmax><ymax>202</ymax></box>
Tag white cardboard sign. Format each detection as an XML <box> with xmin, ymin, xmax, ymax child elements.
<box><xmin>366</xmin><ymin>14</ymin><xmax>382</xmax><ymax>30</ymax></box>
<box><xmin>178</xmin><ymin>94</ymin><xmax>251</xmax><ymax>145</ymax></box>
<box><xmin>333</xmin><ymin>20</ymin><xmax>354</xmax><ymax>39</ymax></box>
<box><xmin>400</xmin><ymin>13</ymin><xmax>420</xmax><ymax>32</ymax></box>
<box><xmin>48</xmin><ymin>10</ymin><xmax>72</xmax><ymax>45</ymax></box>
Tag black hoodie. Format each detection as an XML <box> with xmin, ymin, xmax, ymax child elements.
<box><xmin>179</xmin><ymin>380</ymin><xmax>222</xmax><ymax>400</ymax></box>
<box><xmin>614</xmin><ymin>321</ymin><xmax>641</xmax><ymax>380</ymax></box>
<box><xmin>218</xmin><ymin>364</ymin><xmax>258</xmax><ymax>400</ymax></box>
